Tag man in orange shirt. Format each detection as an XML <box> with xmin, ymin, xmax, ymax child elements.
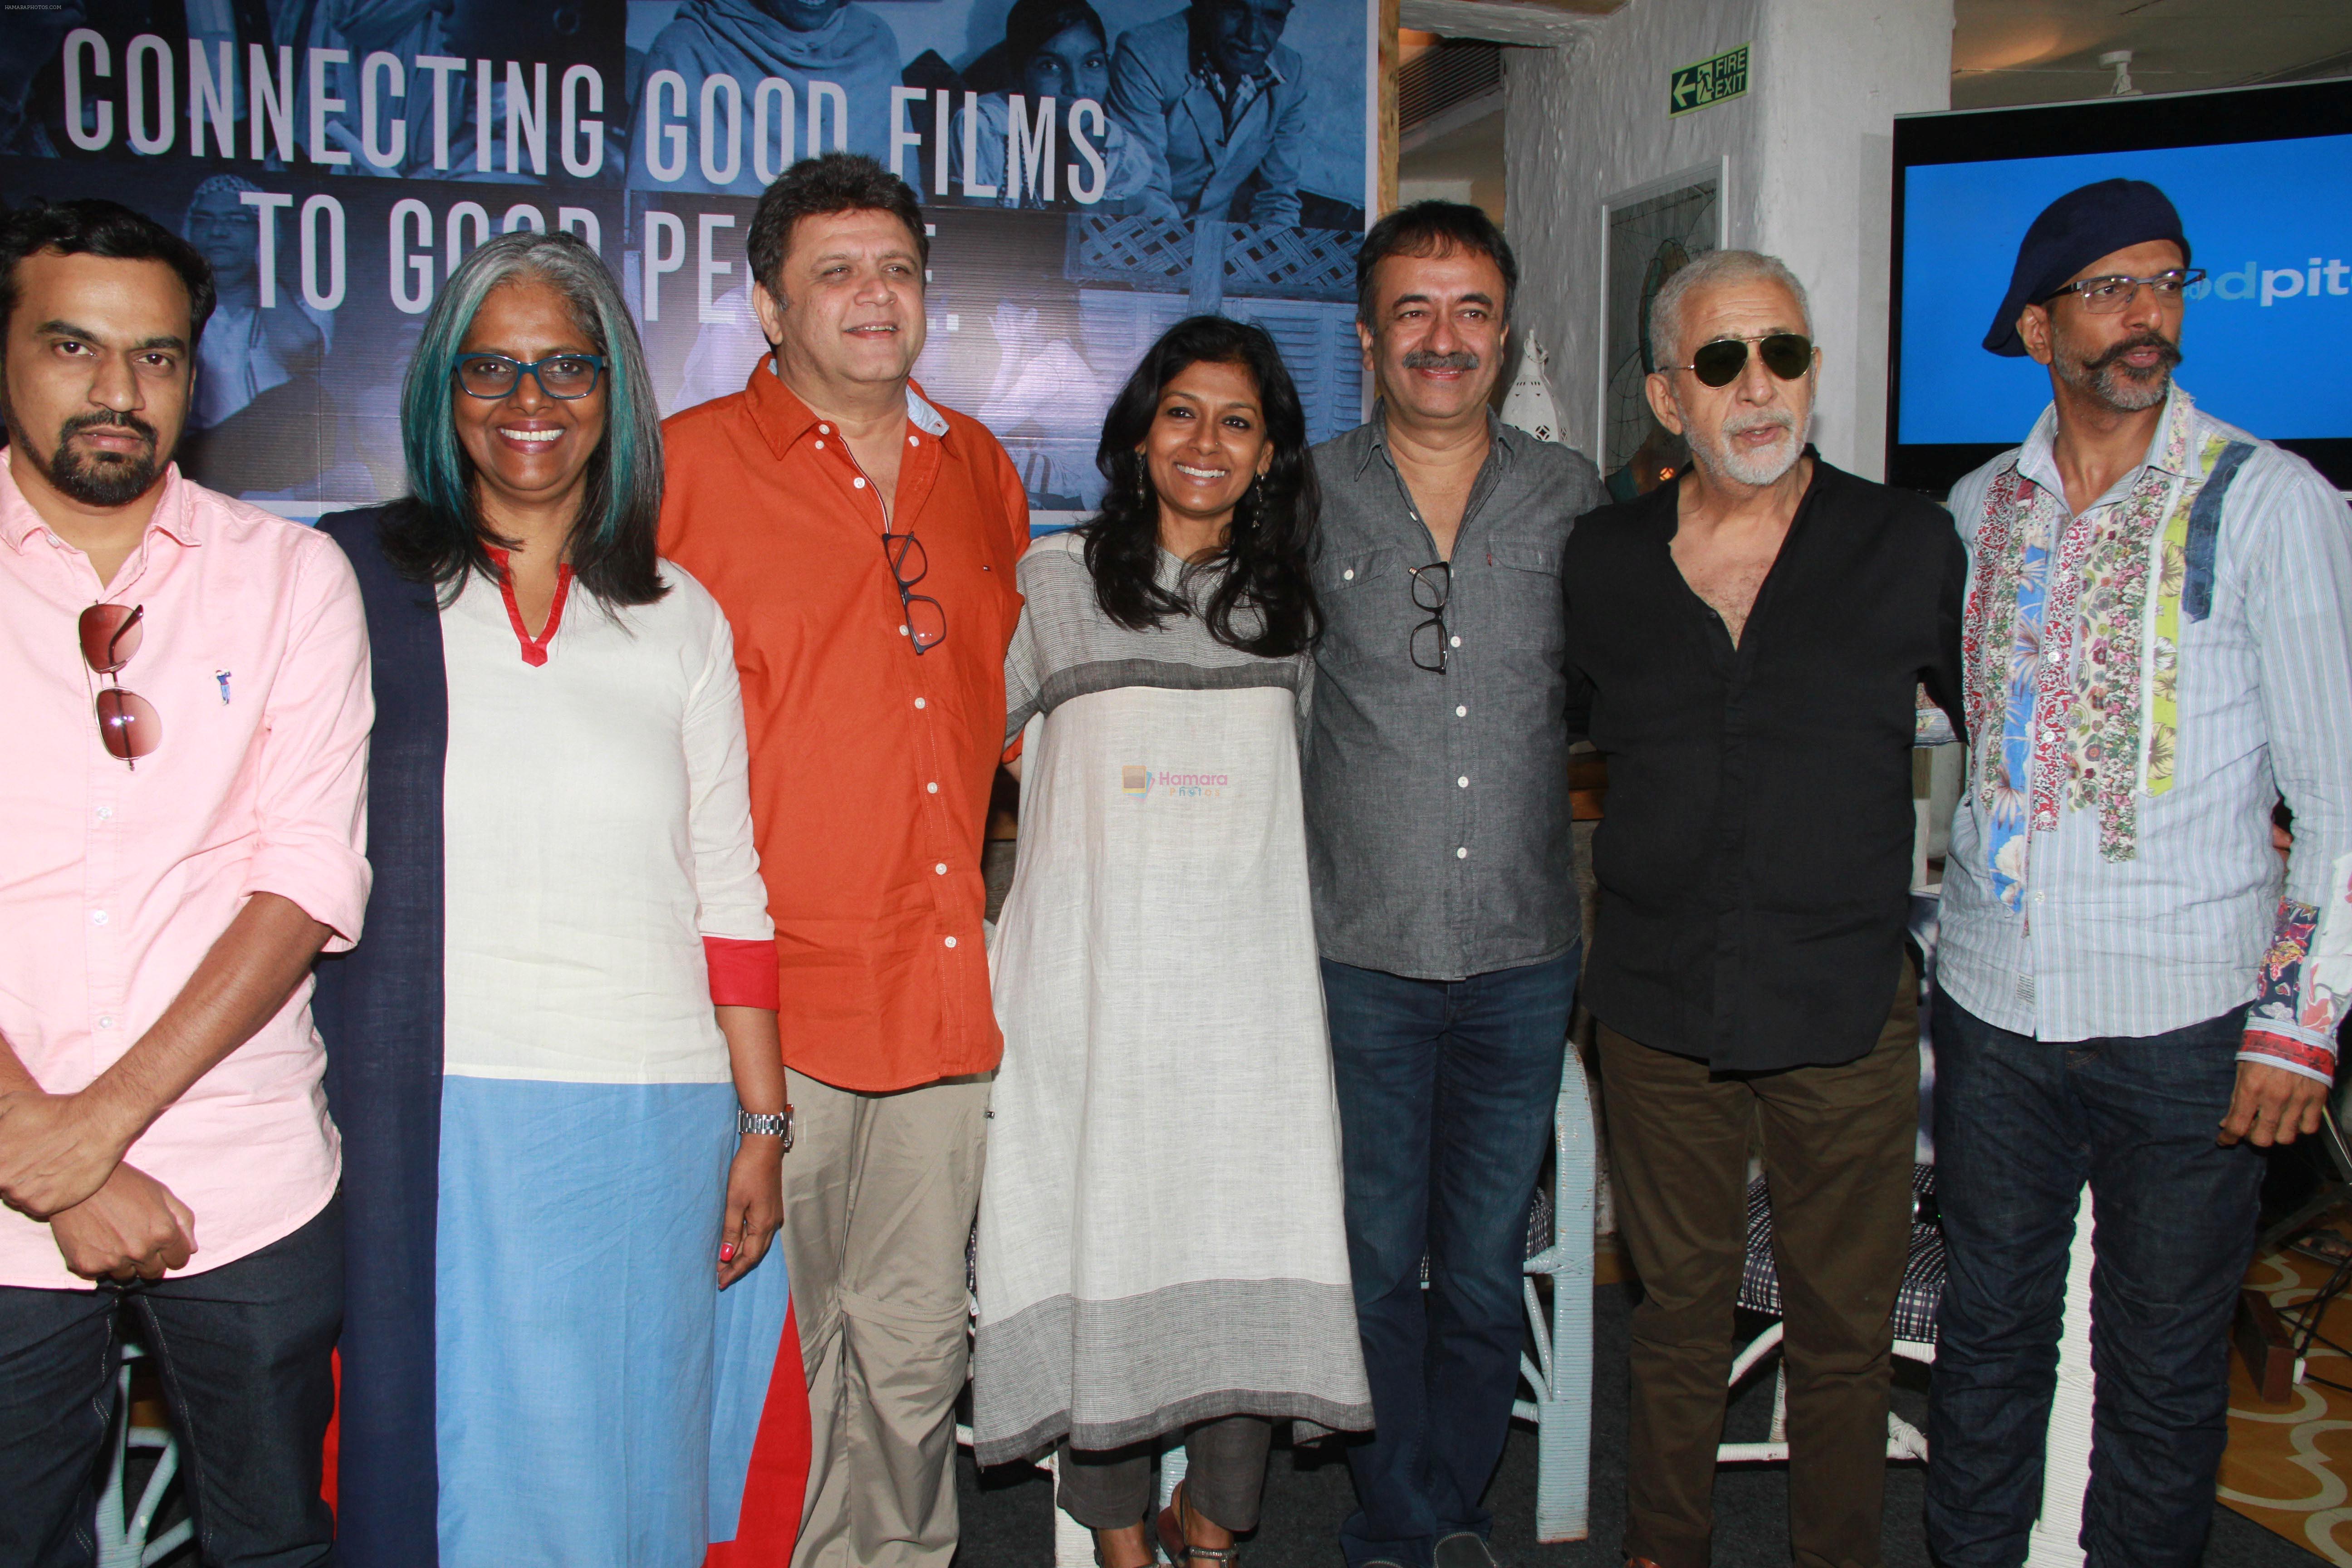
<box><xmin>658</xmin><ymin>154</ymin><xmax>1029</xmax><ymax>1568</ymax></box>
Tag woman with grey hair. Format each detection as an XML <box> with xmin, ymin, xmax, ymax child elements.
<box><xmin>312</xmin><ymin>230</ymin><xmax>804</xmax><ymax>1568</ymax></box>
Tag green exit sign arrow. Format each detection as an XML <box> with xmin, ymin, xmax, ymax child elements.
<box><xmin>1670</xmin><ymin>43</ymin><xmax>1750</xmax><ymax>116</ymax></box>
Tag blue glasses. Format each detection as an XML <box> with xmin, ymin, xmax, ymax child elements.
<box><xmin>454</xmin><ymin>353</ymin><xmax>607</xmax><ymax>400</ymax></box>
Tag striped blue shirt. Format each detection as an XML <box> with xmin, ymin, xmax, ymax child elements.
<box><xmin>1940</xmin><ymin>387</ymin><xmax>2352</xmax><ymax>1078</ymax></box>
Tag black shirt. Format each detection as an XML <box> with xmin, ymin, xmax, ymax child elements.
<box><xmin>1563</xmin><ymin>454</ymin><xmax>1967</xmax><ymax>1072</ymax></box>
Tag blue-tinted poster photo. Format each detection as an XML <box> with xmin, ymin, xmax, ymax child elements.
<box><xmin>0</xmin><ymin>0</ymin><xmax>1375</xmax><ymax>516</ymax></box>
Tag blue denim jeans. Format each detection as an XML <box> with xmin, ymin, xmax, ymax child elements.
<box><xmin>1322</xmin><ymin>951</ymin><xmax>1577</xmax><ymax>1568</ymax></box>
<box><xmin>1924</xmin><ymin>995</ymin><xmax>2262</xmax><ymax>1568</ymax></box>
<box><xmin>0</xmin><ymin>1195</ymin><xmax>342</xmax><ymax>1568</ymax></box>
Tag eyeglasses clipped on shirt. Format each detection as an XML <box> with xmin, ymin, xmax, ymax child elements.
<box><xmin>79</xmin><ymin>603</ymin><xmax>162</xmax><ymax>766</ymax></box>
<box><xmin>1408</xmin><ymin>561</ymin><xmax>1451</xmax><ymax>674</ymax></box>
<box><xmin>883</xmin><ymin>522</ymin><xmax>947</xmax><ymax>654</ymax></box>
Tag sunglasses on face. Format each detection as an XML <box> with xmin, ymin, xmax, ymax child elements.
<box><xmin>78</xmin><ymin>603</ymin><xmax>162</xmax><ymax>766</ymax></box>
<box><xmin>1671</xmin><ymin>333</ymin><xmax>1815</xmax><ymax>389</ymax></box>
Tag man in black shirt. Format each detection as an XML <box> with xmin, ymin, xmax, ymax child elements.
<box><xmin>1562</xmin><ymin>249</ymin><xmax>1965</xmax><ymax>1568</ymax></box>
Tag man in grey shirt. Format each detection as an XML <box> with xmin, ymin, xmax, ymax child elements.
<box><xmin>1305</xmin><ymin>201</ymin><xmax>1604</xmax><ymax>1568</ymax></box>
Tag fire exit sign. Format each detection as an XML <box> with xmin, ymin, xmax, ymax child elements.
<box><xmin>1670</xmin><ymin>44</ymin><xmax>1750</xmax><ymax>116</ymax></box>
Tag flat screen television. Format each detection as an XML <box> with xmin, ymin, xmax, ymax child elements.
<box><xmin>1888</xmin><ymin>78</ymin><xmax>2352</xmax><ymax>496</ymax></box>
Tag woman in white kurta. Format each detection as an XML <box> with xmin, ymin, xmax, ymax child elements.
<box><xmin>316</xmin><ymin>231</ymin><xmax>802</xmax><ymax>1568</ymax></box>
<box><xmin>973</xmin><ymin>317</ymin><xmax>1370</xmax><ymax>1568</ymax></box>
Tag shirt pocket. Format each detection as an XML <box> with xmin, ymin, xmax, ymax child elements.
<box><xmin>1485</xmin><ymin>540</ymin><xmax>1567</xmax><ymax>653</ymax></box>
<box><xmin>1314</xmin><ymin>547</ymin><xmax>1403</xmax><ymax>671</ymax></box>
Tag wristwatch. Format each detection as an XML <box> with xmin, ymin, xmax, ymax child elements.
<box><xmin>738</xmin><ymin>1107</ymin><xmax>794</xmax><ymax>1149</ymax></box>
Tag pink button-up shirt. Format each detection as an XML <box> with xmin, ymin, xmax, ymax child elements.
<box><xmin>0</xmin><ymin>453</ymin><xmax>371</xmax><ymax>1289</ymax></box>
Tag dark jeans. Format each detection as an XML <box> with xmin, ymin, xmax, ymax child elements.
<box><xmin>0</xmin><ymin>1195</ymin><xmax>342</xmax><ymax>1568</ymax></box>
<box><xmin>1056</xmin><ymin>1416</ymin><xmax>1274</xmax><ymax>1532</ymax></box>
<box><xmin>1323</xmin><ymin>950</ymin><xmax>1577</xmax><ymax>1568</ymax></box>
<box><xmin>1924</xmin><ymin>996</ymin><xmax>2263</xmax><ymax>1568</ymax></box>
<box><xmin>1596</xmin><ymin>960</ymin><xmax>1920</xmax><ymax>1568</ymax></box>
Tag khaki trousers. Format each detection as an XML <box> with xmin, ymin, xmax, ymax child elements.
<box><xmin>784</xmin><ymin>1068</ymin><xmax>991</xmax><ymax>1568</ymax></box>
<box><xmin>1596</xmin><ymin>960</ymin><xmax>1920</xmax><ymax>1568</ymax></box>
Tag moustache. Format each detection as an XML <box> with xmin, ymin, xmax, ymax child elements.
<box><xmin>61</xmin><ymin>411</ymin><xmax>159</xmax><ymax>449</ymax></box>
<box><xmin>1402</xmin><ymin>348</ymin><xmax>1480</xmax><ymax>372</ymax></box>
<box><xmin>1722</xmin><ymin>409</ymin><xmax>1796</xmax><ymax>439</ymax></box>
<box><xmin>2085</xmin><ymin>332</ymin><xmax>2181</xmax><ymax>374</ymax></box>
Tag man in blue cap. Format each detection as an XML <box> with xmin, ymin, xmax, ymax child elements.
<box><xmin>1926</xmin><ymin>177</ymin><xmax>2352</xmax><ymax>1567</ymax></box>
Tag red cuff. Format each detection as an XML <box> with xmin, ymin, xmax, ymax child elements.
<box><xmin>704</xmin><ymin>937</ymin><xmax>780</xmax><ymax>1010</ymax></box>
<box><xmin>2241</xmin><ymin>1028</ymin><xmax>2337</xmax><ymax>1079</ymax></box>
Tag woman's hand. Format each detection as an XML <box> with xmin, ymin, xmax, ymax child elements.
<box><xmin>717</xmin><ymin>1134</ymin><xmax>784</xmax><ymax>1289</ymax></box>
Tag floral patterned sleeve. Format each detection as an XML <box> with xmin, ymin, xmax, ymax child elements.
<box><xmin>2242</xmin><ymin>881</ymin><xmax>2352</xmax><ymax>1083</ymax></box>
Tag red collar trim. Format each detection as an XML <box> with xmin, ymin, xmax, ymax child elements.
<box><xmin>485</xmin><ymin>547</ymin><xmax>574</xmax><ymax>667</ymax></box>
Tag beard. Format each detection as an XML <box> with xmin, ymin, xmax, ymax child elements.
<box><xmin>2056</xmin><ymin>328</ymin><xmax>2181</xmax><ymax>413</ymax></box>
<box><xmin>1682</xmin><ymin>398</ymin><xmax>1808</xmax><ymax>487</ymax></box>
<box><xmin>9</xmin><ymin>407</ymin><xmax>167</xmax><ymax>507</ymax></box>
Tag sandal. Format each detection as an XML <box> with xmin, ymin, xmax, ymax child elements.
<box><xmin>1155</xmin><ymin>1481</ymin><xmax>1242</xmax><ymax>1566</ymax></box>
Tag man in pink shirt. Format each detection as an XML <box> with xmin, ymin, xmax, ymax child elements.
<box><xmin>0</xmin><ymin>200</ymin><xmax>371</xmax><ymax>1566</ymax></box>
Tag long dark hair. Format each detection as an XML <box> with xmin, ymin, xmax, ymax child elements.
<box><xmin>380</xmin><ymin>230</ymin><xmax>667</xmax><ymax>608</ymax></box>
<box><xmin>1083</xmin><ymin>316</ymin><xmax>1322</xmax><ymax>657</ymax></box>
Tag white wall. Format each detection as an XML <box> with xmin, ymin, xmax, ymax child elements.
<box><xmin>1503</xmin><ymin>0</ymin><xmax>1953</xmax><ymax>480</ymax></box>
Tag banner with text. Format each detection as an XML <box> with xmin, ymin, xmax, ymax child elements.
<box><xmin>0</xmin><ymin>0</ymin><xmax>1373</xmax><ymax>515</ymax></box>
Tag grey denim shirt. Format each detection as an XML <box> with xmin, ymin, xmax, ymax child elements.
<box><xmin>1302</xmin><ymin>412</ymin><xmax>1605</xmax><ymax>980</ymax></box>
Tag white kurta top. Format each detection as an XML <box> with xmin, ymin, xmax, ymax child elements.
<box><xmin>440</xmin><ymin>559</ymin><xmax>772</xmax><ymax>1083</ymax></box>
<box><xmin>971</xmin><ymin>533</ymin><xmax>1370</xmax><ymax>1465</ymax></box>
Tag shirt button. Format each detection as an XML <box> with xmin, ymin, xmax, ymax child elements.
<box><xmin>934</xmin><ymin>862</ymin><xmax>947</xmax><ymax>875</ymax></box>
<box><xmin>1455</xmin><ymin>847</ymin><xmax>1469</xmax><ymax>859</ymax></box>
<box><xmin>909</xmin><ymin>436</ymin><xmax>920</xmax><ymax>447</ymax></box>
<box><xmin>1450</xmin><ymin>635</ymin><xmax>1462</xmax><ymax>648</ymax></box>
<box><xmin>1455</xmin><ymin>705</ymin><xmax>1468</xmax><ymax>717</ymax></box>
<box><xmin>944</xmin><ymin>935</ymin><xmax>958</xmax><ymax>948</ymax></box>
<box><xmin>813</xmin><ymin>439</ymin><xmax>824</xmax><ymax>450</ymax></box>
<box><xmin>1457</xmin><ymin>776</ymin><xmax>1469</xmax><ymax>788</ymax></box>
<box><xmin>853</xmin><ymin>477</ymin><xmax>867</xmax><ymax>489</ymax></box>
<box><xmin>2032</xmin><ymin>890</ymin><xmax>2046</xmax><ymax>905</ymax></box>
<box><xmin>914</xmin><ymin>697</ymin><xmax>926</xmax><ymax>710</ymax></box>
<box><xmin>1342</xmin><ymin>568</ymin><xmax>1354</xmax><ymax>581</ymax></box>
<box><xmin>900</xmin><ymin>625</ymin><xmax>911</xmax><ymax>636</ymax></box>
<box><xmin>98</xmin><ymin>1015</ymin><xmax>116</xmax><ymax>1030</ymax></box>
<box><xmin>818</xmin><ymin>424</ymin><xmax>831</xmax><ymax>434</ymax></box>
<box><xmin>90</xmin><ymin>910</ymin><xmax>108</xmax><ymax>926</ymax></box>
<box><xmin>95</xmin><ymin>805</ymin><xmax>114</xmax><ymax>821</ymax></box>
<box><xmin>926</xmin><ymin>781</ymin><xmax>939</xmax><ymax>794</ymax></box>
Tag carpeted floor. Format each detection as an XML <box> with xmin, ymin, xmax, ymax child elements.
<box><xmin>951</xmin><ymin>1280</ymin><xmax>2322</xmax><ymax>1567</ymax></box>
<box><xmin>2220</xmin><ymin>1233</ymin><xmax>2352</xmax><ymax>1566</ymax></box>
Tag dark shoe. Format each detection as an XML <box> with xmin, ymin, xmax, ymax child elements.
<box><xmin>1155</xmin><ymin>1481</ymin><xmax>1241</xmax><ymax>1566</ymax></box>
<box><xmin>1434</xmin><ymin>1534</ymin><xmax>1499</xmax><ymax>1568</ymax></box>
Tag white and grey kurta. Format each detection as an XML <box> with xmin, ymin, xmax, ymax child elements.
<box><xmin>970</xmin><ymin>531</ymin><xmax>1372</xmax><ymax>1466</ymax></box>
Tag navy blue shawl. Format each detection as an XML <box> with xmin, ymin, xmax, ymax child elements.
<box><xmin>313</xmin><ymin>505</ymin><xmax>445</xmax><ymax>1568</ymax></box>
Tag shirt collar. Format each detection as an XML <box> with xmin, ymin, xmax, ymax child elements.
<box><xmin>1355</xmin><ymin>405</ymin><xmax>1513</xmax><ymax>476</ymax></box>
<box><xmin>752</xmin><ymin>355</ymin><xmax>951</xmax><ymax>454</ymax></box>
<box><xmin>1188</xmin><ymin>38</ymin><xmax>1285</xmax><ymax>92</ymax></box>
<box><xmin>2014</xmin><ymin>383</ymin><xmax>2200</xmax><ymax>499</ymax></box>
<box><xmin>0</xmin><ymin>447</ymin><xmax>199</xmax><ymax>554</ymax></box>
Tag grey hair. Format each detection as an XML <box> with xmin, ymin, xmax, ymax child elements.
<box><xmin>396</xmin><ymin>227</ymin><xmax>670</xmax><ymax>607</ymax></box>
<box><xmin>1647</xmin><ymin>249</ymin><xmax>1812</xmax><ymax>372</ymax></box>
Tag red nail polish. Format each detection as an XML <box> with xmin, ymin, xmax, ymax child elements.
<box><xmin>720</xmin><ymin>1243</ymin><xmax>737</xmax><ymax>1263</ymax></box>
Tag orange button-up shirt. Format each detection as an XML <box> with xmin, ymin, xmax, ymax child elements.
<box><xmin>659</xmin><ymin>361</ymin><xmax>1028</xmax><ymax>1092</ymax></box>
